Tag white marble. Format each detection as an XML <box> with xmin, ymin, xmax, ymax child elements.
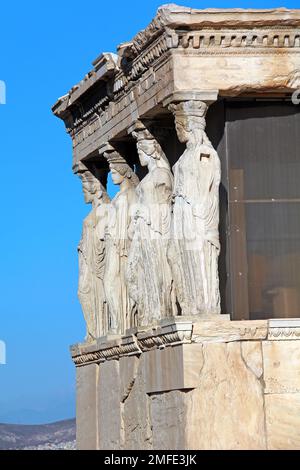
<box><xmin>127</xmin><ymin>122</ymin><xmax>175</xmax><ymax>326</ymax></box>
<box><xmin>103</xmin><ymin>151</ymin><xmax>139</xmax><ymax>334</ymax></box>
<box><xmin>168</xmin><ymin>98</ymin><xmax>221</xmax><ymax>316</ymax></box>
<box><xmin>78</xmin><ymin>169</ymin><xmax>110</xmax><ymax>341</ymax></box>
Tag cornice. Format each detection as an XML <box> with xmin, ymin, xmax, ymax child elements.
<box><xmin>128</xmin><ymin>6</ymin><xmax>300</xmax><ymax>56</ymax></box>
<box><xmin>70</xmin><ymin>317</ymin><xmax>300</xmax><ymax>367</ymax></box>
<box><xmin>53</xmin><ymin>7</ymin><xmax>300</xmax><ymax>121</ymax></box>
<box><xmin>58</xmin><ymin>25</ymin><xmax>300</xmax><ymax>137</ymax></box>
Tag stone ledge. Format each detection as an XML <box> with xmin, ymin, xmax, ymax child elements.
<box><xmin>192</xmin><ymin>319</ymin><xmax>268</xmax><ymax>343</ymax></box>
<box><xmin>71</xmin><ymin>317</ymin><xmax>300</xmax><ymax>366</ymax></box>
<box><xmin>268</xmin><ymin>319</ymin><xmax>300</xmax><ymax>340</ymax></box>
<box><xmin>137</xmin><ymin>319</ymin><xmax>193</xmax><ymax>351</ymax></box>
<box><xmin>71</xmin><ymin>333</ymin><xmax>143</xmax><ymax>367</ymax></box>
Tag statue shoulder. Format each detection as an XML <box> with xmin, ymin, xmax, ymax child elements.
<box><xmin>153</xmin><ymin>167</ymin><xmax>173</xmax><ymax>187</ymax></box>
<box><xmin>198</xmin><ymin>143</ymin><xmax>218</xmax><ymax>158</ymax></box>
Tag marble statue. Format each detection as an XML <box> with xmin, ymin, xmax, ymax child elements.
<box><xmin>127</xmin><ymin>122</ymin><xmax>175</xmax><ymax>326</ymax></box>
<box><xmin>103</xmin><ymin>151</ymin><xmax>139</xmax><ymax>334</ymax></box>
<box><xmin>168</xmin><ymin>100</ymin><xmax>221</xmax><ymax>316</ymax></box>
<box><xmin>78</xmin><ymin>168</ymin><xmax>110</xmax><ymax>341</ymax></box>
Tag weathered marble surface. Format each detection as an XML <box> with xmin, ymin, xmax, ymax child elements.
<box><xmin>167</xmin><ymin>96</ymin><xmax>221</xmax><ymax>316</ymax></box>
<box><xmin>77</xmin><ymin>168</ymin><xmax>110</xmax><ymax>341</ymax></box>
<box><xmin>265</xmin><ymin>393</ymin><xmax>300</xmax><ymax>450</ymax></box>
<box><xmin>151</xmin><ymin>391</ymin><xmax>186</xmax><ymax>450</ymax></box>
<box><xmin>53</xmin><ymin>4</ymin><xmax>300</xmax><ymax>452</ymax></box>
<box><xmin>53</xmin><ymin>6</ymin><xmax>300</xmax><ymax>164</ymax></box>
<box><xmin>74</xmin><ymin>319</ymin><xmax>300</xmax><ymax>450</ymax></box>
<box><xmin>122</xmin><ymin>355</ymin><xmax>153</xmax><ymax>450</ymax></box>
<box><xmin>127</xmin><ymin>121</ymin><xmax>175</xmax><ymax>325</ymax></box>
<box><xmin>103</xmin><ymin>150</ymin><xmax>139</xmax><ymax>334</ymax></box>
<box><xmin>98</xmin><ymin>360</ymin><xmax>121</xmax><ymax>450</ymax></box>
<box><xmin>185</xmin><ymin>341</ymin><xmax>266</xmax><ymax>450</ymax></box>
<box><xmin>76</xmin><ymin>363</ymin><xmax>98</xmax><ymax>450</ymax></box>
<box><xmin>145</xmin><ymin>344</ymin><xmax>204</xmax><ymax>393</ymax></box>
<box><xmin>263</xmin><ymin>340</ymin><xmax>300</xmax><ymax>393</ymax></box>
<box><xmin>192</xmin><ymin>319</ymin><xmax>268</xmax><ymax>342</ymax></box>
<box><xmin>54</xmin><ymin>5</ymin><xmax>300</xmax><ymax>337</ymax></box>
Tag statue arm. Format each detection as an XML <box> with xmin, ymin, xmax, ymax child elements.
<box><xmin>151</xmin><ymin>169</ymin><xmax>173</xmax><ymax>236</ymax></box>
<box><xmin>154</xmin><ymin>169</ymin><xmax>173</xmax><ymax>193</ymax></box>
<box><xmin>95</xmin><ymin>237</ymin><xmax>106</xmax><ymax>280</ymax></box>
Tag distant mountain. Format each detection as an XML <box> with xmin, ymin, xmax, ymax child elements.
<box><xmin>0</xmin><ymin>418</ymin><xmax>76</xmax><ymax>450</ymax></box>
<box><xmin>0</xmin><ymin>399</ymin><xmax>76</xmax><ymax>425</ymax></box>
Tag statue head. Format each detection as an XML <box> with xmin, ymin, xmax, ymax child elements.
<box><xmin>78</xmin><ymin>166</ymin><xmax>109</xmax><ymax>205</ymax></box>
<box><xmin>169</xmin><ymin>101</ymin><xmax>208</xmax><ymax>144</ymax></box>
<box><xmin>79</xmin><ymin>171</ymin><xmax>101</xmax><ymax>203</ymax></box>
<box><xmin>131</xmin><ymin>123</ymin><xmax>170</xmax><ymax>169</ymax></box>
<box><xmin>104</xmin><ymin>151</ymin><xmax>139</xmax><ymax>187</ymax></box>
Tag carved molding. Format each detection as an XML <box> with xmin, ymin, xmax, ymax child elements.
<box><xmin>53</xmin><ymin>6</ymin><xmax>300</xmax><ymax>155</ymax></box>
<box><xmin>72</xmin><ymin>338</ymin><xmax>120</xmax><ymax>366</ymax></box>
<box><xmin>268</xmin><ymin>319</ymin><xmax>300</xmax><ymax>340</ymax></box>
<box><xmin>112</xmin><ymin>28</ymin><xmax>300</xmax><ymax>102</ymax></box>
<box><xmin>52</xmin><ymin>8</ymin><xmax>300</xmax><ymax>159</ymax></box>
<box><xmin>66</xmin><ymin>22</ymin><xmax>300</xmax><ymax>153</ymax></box>
<box><xmin>137</xmin><ymin>324</ymin><xmax>193</xmax><ymax>351</ymax></box>
<box><xmin>71</xmin><ymin>321</ymin><xmax>193</xmax><ymax>366</ymax></box>
<box><xmin>174</xmin><ymin>30</ymin><xmax>300</xmax><ymax>51</ymax></box>
<box><xmin>128</xmin><ymin>6</ymin><xmax>300</xmax><ymax>56</ymax></box>
<box><xmin>71</xmin><ymin>318</ymin><xmax>300</xmax><ymax>366</ymax></box>
<box><xmin>120</xmin><ymin>333</ymin><xmax>142</xmax><ymax>357</ymax></box>
<box><xmin>71</xmin><ymin>334</ymin><xmax>142</xmax><ymax>366</ymax></box>
<box><xmin>268</xmin><ymin>328</ymin><xmax>300</xmax><ymax>340</ymax></box>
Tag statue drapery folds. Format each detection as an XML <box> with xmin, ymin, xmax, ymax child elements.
<box><xmin>167</xmin><ymin>100</ymin><xmax>221</xmax><ymax>316</ymax></box>
<box><xmin>77</xmin><ymin>168</ymin><xmax>110</xmax><ymax>341</ymax></box>
<box><xmin>127</xmin><ymin>122</ymin><xmax>175</xmax><ymax>326</ymax></box>
<box><xmin>103</xmin><ymin>150</ymin><xmax>139</xmax><ymax>334</ymax></box>
<box><xmin>77</xmin><ymin>97</ymin><xmax>221</xmax><ymax>341</ymax></box>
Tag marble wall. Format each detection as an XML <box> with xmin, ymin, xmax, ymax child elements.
<box><xmin>74</xmin><ymin>318</ymin><xmax>300</xmax><ymax>450</ymax></box>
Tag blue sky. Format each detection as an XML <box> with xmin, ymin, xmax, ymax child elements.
<box><xmin>0</xmin><ymin>0</ymin><xmax>298</xmax><ymax>424</ymax></box>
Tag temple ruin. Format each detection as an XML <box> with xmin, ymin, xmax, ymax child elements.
<box><xmin>53</xmin><ymin>5</ymin><xmax>300</xmax><ymax>450</ymax></box>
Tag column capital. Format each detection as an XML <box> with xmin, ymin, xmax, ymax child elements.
<box><xmin>163</xmin><ymin>90</ymin><xmax>219</xmax><ymax>108</ymax></box>
<box><xmin>127</xmin><ymin>119</ymin><xmax>146</xmax><ymax>136</ymax></box>
<box><xmin>98</xmin><ymin>142</ymin><xmax>117</xmax><ymax>157</ymax></box>
<box><xmin>72</xmin><ymin>161</ymin><xmax>89</xmax><ymax>174</ymax></box>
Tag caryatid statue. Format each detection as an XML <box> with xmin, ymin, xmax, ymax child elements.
<box><xmin>102</xmin><ymin>146</ymin><xmax>139</xmax><ymax>335</ymax></box>
<box><xmin>167</xmin><ymin>98</ymin><xmax>221</xmax><ymax>316</ymax></box>
<box><xmin>77</xmin><ymin>164</ymin><xmax>111</xmax><ymax>342</ymax></box>
<box><xmin>127</xmin><ymin>122</ymin><xmax>175</xmax><ymax>326</ymax></box>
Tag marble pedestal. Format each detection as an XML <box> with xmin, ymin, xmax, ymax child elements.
<box><xmin>71</xmin><ymin>317</ymin><xmax>300</xmax><ymax>450</ymax></box>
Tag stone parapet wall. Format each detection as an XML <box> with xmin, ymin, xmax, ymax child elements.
<box><xmin>73</xmin><ymin>318</ymin><xmax>300</xmax><ymax>450</ymax></box>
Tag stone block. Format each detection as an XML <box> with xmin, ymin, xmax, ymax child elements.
<box><xmin>241</xmin><ymin>341</ymin><xmax>263</xmax><ymax>379</ymax></box>
<box><xmin>150</xmin><ymin>390</ymin><xmax>186</xmax><ymax>450</ymax></box>
<box><xmin>265</xmin><ymin>393</ymin><xmax>300</xmax><ymax>450</ymax></box>
<box><xmin>185</xmin><ymin>342</ymin><xmax>266</xmax><ymax>449</ymax></box>
<box><xmin>98</xmin><ymin>360</ymin><xmax>121</xmax><ymax>450</ymax></box>
<box><xmin>76</xmin><ymin>363</ymin><xmax>98</xmax><ymax>450</ymax></box>
<box><xmin>145</xmin><ymin>343</ymin><xmax>204</xmax><ymax>393</ymax></box>
<box><xmin>263</xmin><ymin>340</ymin><xmax>300</xmax><ymax>393</ymax></box>
<box><xmin>119</xmin><ymin>355</ymin><xmax>140</xmax><ymax>403</ymax></box>
<box><xmin>192</xmin><ymin>320</ymin><xmax>268</xmax><ymax>343</ymax></box>
<box><xmin>122</xmin><ymin>355</ymin><xmax>152</xmax><ymax>449</ymax></box>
